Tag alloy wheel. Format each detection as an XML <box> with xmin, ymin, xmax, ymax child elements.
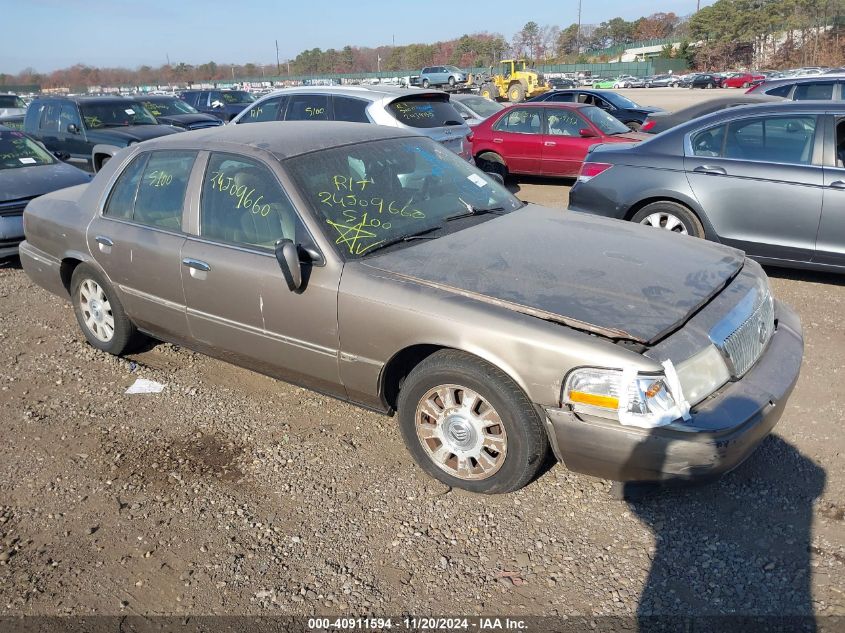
<box><xmin>414</xmin><ymin>384</ymin><xmax>507</xmax><ymax>481</ymax></box>
<box><xmin>78</xmin><ymin>279</ymin><xmax>115</xmax><ymax>342</ymax></box>
<box><xmin>639</xmin><ymin>212</ymin><xmax>688</xmax><ymax>234</ymax></box>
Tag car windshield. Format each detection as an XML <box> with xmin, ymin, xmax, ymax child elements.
<box><xmin>0</xmin><ymin>96</ymin><xmax>26</xmax><ymax>109</ymax></box>
<box><xmin>0</xmin><ymin>130</ymin><xmax>55</xmax><ymax>170</ymax></box>
<box><xmin>457</xmin><ymin>97</ymin><xmax>504</xmax><ymax>118</ymax></box>
<box><xmin>220</xmin><ymin>91</ymin><xmax>255</xmax><ymax>104</ymax></box>
<box><xmin>141</xmin><ymin>98</ymin><xmax>198</xmax><ymax>116</ymax></box>
<box><xmin>602</xmin><ymin>92</ymin><xmax>639</xmax><ymax>109</ymax></box>
<box><xmin>80</xmin><ymin>101</ymin><xmax>158</xmax><ymax>128</ymax></box>
<box><xmin>580</xmin><ymin>106</ymin><xmax>631</xmax><ymax>135</ymax></box>
<box><xmin>286</xmin><ymin>136</ymin><xmax>522</xmax><ymax>259</ymax></box>
<box><xmin>387</xmin><ymin>96</ymin><xmax>464</xmax><ymax>129</ymax></box>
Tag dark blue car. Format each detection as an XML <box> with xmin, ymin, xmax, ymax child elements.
<box><xmin>179</xmin><ymin>89</ymin><xmax>255</xmax><ymax>122</ymax></box>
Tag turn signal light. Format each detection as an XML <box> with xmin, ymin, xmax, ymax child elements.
<box><xmin>577</xmin><ymin>162</ymin><xmax>613</xmax><ymax>183</ymax></box>
<box><xmin>568</xmin><ymin>390</ymin><xmax>619</xmax><ymax>410</ymax></box>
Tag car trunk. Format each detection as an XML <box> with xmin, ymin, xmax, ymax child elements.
<box><xmin>386</xmin><ymin>94</ymin><xmax>470</xmax><ymax>157</ymax></box>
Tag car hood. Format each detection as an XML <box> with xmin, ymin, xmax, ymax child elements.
<box><xmin>91</xmin><ymin>125</ymin><xmax>180</xmax><ymax>143</ymax></box>
<box><xmin>155</xmin><ymin>113</ymin><xmax>222</xmax><ymax>128</ymax></box>
<box><xmin>0</xmin><ymin>161</ymin><xmax>92</xmax><ymax>203</ymax></box>
<box><xmin>362</xmin><ymin>206</ymin><xmax>744</xmax><ymax>344</ymax></box>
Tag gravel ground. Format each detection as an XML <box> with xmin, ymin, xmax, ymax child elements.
<box><xmin>0</xmin><ymin>89</ymin><xmax>843</xmax><ymax>621</ymax></box>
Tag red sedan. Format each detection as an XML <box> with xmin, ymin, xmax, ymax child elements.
<box><xmin>723</xmin><ymin>72</ymin><xmax>765</xmax><ymax>89</ymax></box>
<box><xmin>469</xmin><ymin>102</ymin><xmax>644</xmax><ymax>179</ymax></box>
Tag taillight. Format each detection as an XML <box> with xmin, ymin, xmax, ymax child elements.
<box><xmin>578</xmin><ymin>162</ymin><xmax>613</xmax><ymax>182</ymax></box>
<box><xmin>466</xmin><ymin>131</ymin><xmax>474</xmax><ymax>143</ymax></box>
<box><xmin>641</xmin><ymin>119</ymin><xmax>656</xmax><ymax>132</ymax></box>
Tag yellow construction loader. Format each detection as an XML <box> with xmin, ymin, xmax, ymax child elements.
<box><xmin>478</xmin><ymin>60</ymin><xmax>551</xmax><ymax>103</ymax></box>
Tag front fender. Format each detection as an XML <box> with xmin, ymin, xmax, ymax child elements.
<box><xmin>91</xmin><ymin>144</ymin><xmax>122</xmax><ymax>171</ymax></box>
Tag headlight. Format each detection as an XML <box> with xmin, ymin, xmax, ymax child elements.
<box><xmin>675</xmin><ymin>345</ymin><xmax>731</xmax><ymax>406</ymax></box>
<box><xmin>563</xmin><ymin>364</ymin><xmax>692</xmax><ymax>429</ymax></box>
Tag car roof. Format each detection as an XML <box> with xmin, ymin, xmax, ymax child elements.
<box><xmin>135</xmin><ymin>121</ymin><xmax>419</xmax><ymax>160</ymax></box>
<box><xmin>32</xmin><ymin>95</ymin><xmax>138</xmax><ymax>104</ymax></box>
<box><xmin>758</xmin><ymin>75</ymin><xmax>845</xmax><ymax>87</ymax></box>
<box><xmin>255</xmin><ymin>85</ymin><xmax>447</xmax><ymax>101</ymax></box>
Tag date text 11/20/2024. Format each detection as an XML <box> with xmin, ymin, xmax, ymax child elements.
<box><xmin>307</xmin><ymin>617</ymin><xmax>529</xmax><ymax>630</ymax></box>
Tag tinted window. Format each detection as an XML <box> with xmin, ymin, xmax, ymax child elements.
<box><xmin>132</xmin><ymin>151</ymin><xmax>196</xmax><ymax>230</ymax></box>
<box><xmin>37</xmin><ymin>103</ymin><xmax>54</xmax><ymax>131</ymax></box>
<box><xmin>548</xmin><ymin>93</ymin><xmax>575</xmax><ymax>103</ymax></box>
<box><xmin>793</xmin><ymin>82</ymin><xmax>834</xmax><ymax>100</ymax></box>
<box><xmin>141</xmin><ymin>98</ymin><xmax>198</xmax><ymax>116</ymax></box>
<box><xmin>494</xmin><ymin>108</ymin><xmax>541</xmax><ymax>134</ymax></box>
<box><xmin>239</xmin><ymin>96</ymin><xmax>284</xmax><ymax>123</ymax></box>
<box><xmin>286</xmin><ymin>95</ymin><xmax>330</xmax><ymax>121</ymax></box>
<box><xmin>580</xmin><ymin>106</ymin><xmax>629</xmax><ymax>135</ymax></box>
<box><xmin>79</xmin><ymin>101</ymin><xmax>156</xmax><ymax>128</ymax></box>
<box><xmin>0</xmin><ymin>129</ymin><xmax>56</xmax><ymax>170</ymax></box>
<box><xmin>764</xmin><ymin>84</ymin><xmax>792</xmax><ymax>97</ymax></box>
<box><xmin>333</xmin><ymin>96</ymin><xmax>369</xmax><ymax>122</ymax></box>
<box><xmin>723</xmin><ymin>116</ymin><xmax>816</xmax><ymax>164</ymax></box>
<box><xmin>387</xmin><ymin>97</ymin><xmax>464</xmax><ymax>129</ymax></box>
<box><xmin>58</xmin><ymin>103</ymin><xmax>82</xmax><ymax>132</ymax></box>
<box><xmin>202</xmin><ymin>153</ymin><xmax>306</xmax><ymax>249</ymax></box>
<box><xmin>0</xmin><ymin>96</ymin><xmax>25</xmax><ymax>109</ymax></box>
<box><xmin>286</xmin><ymin>136</ymin><xmax>521</xmax><ymax>259</ymax></box>
<box><xmin>104</xmin><ymin>154</ymin><xmax>147</xmax><ymax>220</ymax></box>
<box><xmin>691</xmin><ymin>124</ymin><xmax>727</xmax><ymax>157</ymax></box>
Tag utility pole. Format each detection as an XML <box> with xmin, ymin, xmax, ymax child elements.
<box><xmin>576</xmin><ymin>0</ymin><xmax>582</xmax><ymax>55</ymax></box>
<box><xmin>377</xmin><ymin>55</ymin><xmax>382</xmax><ymax>73</ymax></box>
<box><xmin>276</xmin><ymin>40</ymin><xmax>280</xmax><ymax>76</ymax></box>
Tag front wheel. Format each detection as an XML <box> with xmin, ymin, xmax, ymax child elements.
<box><xmin>480</xmin><ymin>83</ymin><xmax>496</xmax><ymax>100</ymax></box>
<box><xmin>397</xmin><ymin>350</ymin><xmax>548</xmax><ymax>494</ymax></box>
<box><xmin>71</xmin><ymin>264</ymin><xmax>139</xmax><ymax>355</ymax></box>
<box><xmin>448</xmin><ymin>76</ymin><xmax>456</xmax><ymax>87</ymax></box>
<box><xmin>422</xmin><ymin>79</ymin><xmax>430</xmax><ymax>88</ymax></box>
<box><xmin>706</xmin><ymin>82</ymin><xmax>714</xmax><ymax>89</ymax></box>
<box><xmin>507</xmin><ymin>83</ymin><xmax>525</xmax><ymax>103</ymax></box>
<box><xmin>631</xmin><ymin>201</ymin><xmax>704</xmax><ymax>238</ymax></box>
<box><xmin>742</xmin><ymin>82</ymin><xmax>750</xmax><ymax>88</ymax></box>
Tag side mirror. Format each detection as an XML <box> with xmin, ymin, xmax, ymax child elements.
<box><xmin>579</xmin><ymin>128</ymin><xmax>598</xmax><ymax>138</ymax></box>
<box><xmin>52</xmin><ymin>150</ymin><xmax>71</xmax><ymax>161</ymax></box>
<box><xmin>67</xmin><ymin>123</ymin><xmax>79</xmax><ymax>134</ymax></box>
<box><xmin>275</xmin><ymin>239</ymin><xmax>302</xmax><ymax>291</ymax></box>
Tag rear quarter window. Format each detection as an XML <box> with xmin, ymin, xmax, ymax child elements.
<box><xmin>764</xmin><ymin>84</ymin><xmax>792</xmax><ymax>98</ymax></box>
<box><xmin>387</xmin><ymin>97</ymin><xmax>463</xmax><ymax>129</ymax></box>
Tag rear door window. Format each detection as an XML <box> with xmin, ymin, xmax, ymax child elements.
<box><xmin>387</xmin><ymin>97</ymin><xmax>463</xmax><ymax>129</ymax></box>
<box><xmin>724</xmin><ymin>116</ymin><xmax>817</xmax><ymax>164</ymax></box>
<box><xmin>285</xmin><ymin>94</ymin><xmax>330</xmax><ymax>121</ymax></box>
<box><xmin>132</xmin><ymin>151</ymin><xmax>197</xmax><ymax>230</ymax></box>
<box><xmin>793</xmin><ymin>82</ymin><xmax>834</xmax><ymax>100</ymax></box>
<box><xmin>493</xmin><ymin>108</ymin><xmax>542</xmax><ymax>134</ymax></box>
<box><xmin>239</xmin><ymin>96</ymin><xmax>286</xmax><ymax>123</ymax></box>
<box><xmin>547</xmin><ymin>92</ymin><xmax>575</xmax><ymax>102</ymax></box>
<box><xmin>104</xmin><ymin>154</ymin><xmax>147</xmax><ymax>220</ymax></box>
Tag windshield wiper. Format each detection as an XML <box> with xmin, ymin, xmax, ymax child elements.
<box><xmin>360</xmin><ymin>225</ymin><xmax>442</xmax><ymax>257</ymax></box>
<box><xmin>445</xmin><ymin>204</ymin><xmax>507</xmax><ymax>222</ymax></box>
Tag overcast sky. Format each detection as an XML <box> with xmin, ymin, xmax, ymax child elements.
<box><xmin>2</xmin><ymin>0</ymin><xmax>712</xmax><ymax>74</ymax></box>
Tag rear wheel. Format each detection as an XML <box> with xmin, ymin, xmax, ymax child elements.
<box><xmin>706</xmin><ymin>82</ymin><xmax>714</xmax><ymax>89</ymax></box>
<box><xmin>71</xmin><ymin>264</ymin><xmax>138</xmax><ymax>355</ymax></box>
<box><xmin>626</xmin><ymin>121</ymin><xmax>642</xmax><ymax>132</ymax></box>
<box><xmin>397</xmin><ymin>350</ymin><xmax>548</xmax><ymax>494</ymax></box>
<box><xmin>631</xmin><ymin>201</ymin><xmax>704</xmax><ymax>238</ymax></box>
<box><xmin>742</xmin><ymin>82</ymin><xmax>750</xmax><ymax>88</ymax></box>
<box><xmin>422</xmin><ymin>78</ymin><xmax>430</xmax><ymax>88</ymax></box>
<box><xmin>475</xmin><ymin>152</ymin><xmax>507</xmax><ymax>181</ymax></box>
<box><xmin>508</xmin><ymin>83</ymin><xmax>525</xmax><ymax>103</ymax></box>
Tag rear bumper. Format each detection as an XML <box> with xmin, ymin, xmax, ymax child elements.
<box><xmin>543</xmin><ymin>300</ymin><xmax>803</xmax><ymax>483</ymax></box>
<box><xmin>18</xmin><ymin>241</ymin><xmax>68</xmax><ymax>298</ymax></box>
<box><xmin>0</xmin><ymin>214</ymin><xmax>24</xmax><ymax>258</ymax></box>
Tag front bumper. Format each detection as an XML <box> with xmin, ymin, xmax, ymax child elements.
<box><xmin>543</xmin><ymin>300</ymin><xmax>803</xmax><ymax>483</ymax></box>
<box><xmin>0</xmin><ymin>213</ymin><xmax>24</xmax><ymax>258</ymax></box>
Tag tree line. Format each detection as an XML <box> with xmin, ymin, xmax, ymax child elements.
<box><xmin>1</xmin><ymin>1</ymin><xmax>841</xmax><ymax>90</ymax></box>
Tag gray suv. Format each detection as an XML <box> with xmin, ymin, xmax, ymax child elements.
<box><xmin>230</xmin><ymin>86</ymin><xmax>472</xmax><ymax>160</ymax></box>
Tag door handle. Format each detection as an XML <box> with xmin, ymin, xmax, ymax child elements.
<box><xmin>544</xmin><ymin>141</ymin><xmax>557</xmax><ymax>147</ymax></box>
<box><xmin>693</xmin><ymin>165</ymin><xmax>727</xmax><ymax>175</ymax></box>
<box><xmin>829</xmin><ymin>180</ymin><xmax>845</xmax><ymax>190</ymax></box>
<box><xmin>182</xmin><ymin>258</ymin><xmax>211</xmax><ymax>272</ymax></box>
<box><xmin>493</xmin><ymin>138</ymin><xmax>503</xmax><ymax>143</ymax></box>
<box><xmin>95</xmin><ymin>235</ymin><xmax>113</xmax><ymax>247</ymax></box>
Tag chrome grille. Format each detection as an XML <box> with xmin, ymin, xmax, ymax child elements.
<box><xmin>719</xmin><ymin>293</ymin><xmax>775</xmax><ymax>377</ymax></box>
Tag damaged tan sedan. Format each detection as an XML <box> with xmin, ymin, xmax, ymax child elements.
<box><xmin>20</xmin><ymin>122</ymin><xmax>803</xmax><ymax>494</ymax></box>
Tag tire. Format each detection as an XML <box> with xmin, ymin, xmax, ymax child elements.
<box><xmin>631</xmin><ymin>201</ymin><xmax>705</xmax><ymax>238</ymax></box>
<box><xmin>396</xmin><ymin>350</ymin><xmax>549</xmax><ymax>494</ymax></box>
<box><xmin>480</xmin><ymin>83</ymin><xmax>496</xmax><ymax>100</ymax></box>
<box><xmin>448</xmin><ymin>76</ymin><xmax>456</xmax><ymax>87</ymax></box>
<box><xmin>706</xmin><ymin>82</ymin><xmax>714</xmax><ymax>89</ymax></box>
<box><xmin>475</xmin><ymin>152</ymin><xmax>508</xmax><ymax>181</ymax></box>
<box><xmin>626</xmin><ymin>121</ymin><xmax>642</xmax><ymax>132</ymax></box>
<box><xmin>71</xmin><ymin>263</ymin><xmax>138</xmax><ymax>355</ymax></box>
<box><xmin>507</xmin><ymin>83</ymin><xmax>525</xmax><ymax>103</ymax></box>
<box><xmin>422</xmin><ymin>79</ymin><xmax>430</xmax><ymax>88</ymax></box>
<box><xmin>742</xmin><ymin>82</ymin><xmax>750</xmax><ymax>88</ymax></box>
